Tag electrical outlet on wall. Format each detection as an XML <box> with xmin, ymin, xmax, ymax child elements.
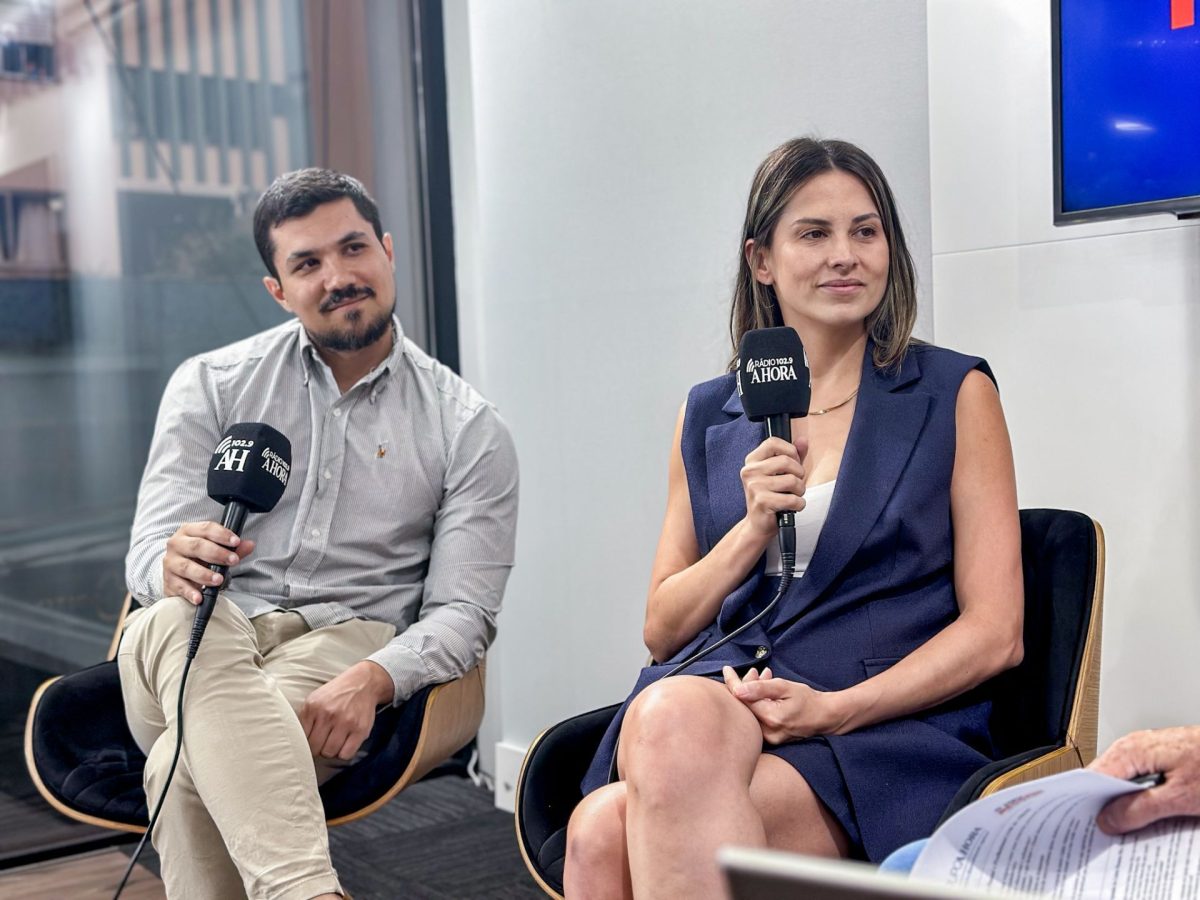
<box><xmin>494</xmin><ymin>741</ymin><xmax>526</xmax><ymax>813</ymax></box>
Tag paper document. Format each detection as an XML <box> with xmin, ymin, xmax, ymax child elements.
<box><xmin>911</xmin><ymin>769</ymin><xmax>1200</xmax><ymax>898</ymax></box>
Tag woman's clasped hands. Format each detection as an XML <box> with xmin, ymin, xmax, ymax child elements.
<box><xmin>722</xmin><ymin>665</ymin><xmax>850</xmax><ymax>743</ymax></box>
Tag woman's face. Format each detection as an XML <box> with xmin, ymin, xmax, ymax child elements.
<box><xmin>749</xmin><ymin>169</ymin><xmax>890</xmax><ymax>336</ymax></box>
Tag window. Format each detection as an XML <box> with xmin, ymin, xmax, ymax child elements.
<box><xmin>0</xmin><ymin>0</ymin><xmax>456</xmax><ymax>865</ymax></box>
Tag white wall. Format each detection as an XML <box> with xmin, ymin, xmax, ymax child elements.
<box><xmin>443</xmin><ymin>1</ymin><xmax>935</xmax><ymax>796</ymax></box>
<box><xmin>927</xmin><ymin>1</ymin><xmax>1200</xmax><ymax>748</ymax></box>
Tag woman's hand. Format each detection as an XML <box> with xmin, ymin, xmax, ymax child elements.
<box><xmin>722</xmin><ymin>666</ymin><xmax>848</xmax><ymax>743</ymax></box>
<box><xmin>740</xmin><ymin>436</ymin><xmax>808</xmax><ymax>537</ymax></box>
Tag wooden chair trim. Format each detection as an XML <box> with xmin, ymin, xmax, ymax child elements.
<box><xmin>513</xmin><ymin>725</ymin><xmax>566</xmax><ymax>900</ymax></box>
<box><xmin>325</xmin><ymin>662</ymin><xmax>486</xmax><ymax>827</ymax></box>
<box><xmin>106</xmin><ymin>594</ymin><xmax>135</xmax><ymax>662</ymax></box>
<box><xmin>1064</xmin><ymin>518</ymin><xmax>1105</xmax><ymax>764</ymax></box>
<box><xmin>23</xmin><ymin>675</ymin><xmax>148</xmax><ymax>835</ymax></box>
<box><xmin>978</xmin><ymin>745</ymin><xmax>1084</xmax><ymax>798</ymax></box>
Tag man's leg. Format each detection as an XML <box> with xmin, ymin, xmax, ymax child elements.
<box><xmin>255</xmin><ymin>615</ymin><xmax>397</xmax><ymax>785</ymax></box>
<box><xmin>118</xmin><ymin>598</ymin><xmax>344</xmax><ymax>900</ymax></box>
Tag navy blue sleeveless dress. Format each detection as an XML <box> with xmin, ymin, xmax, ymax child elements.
<box><xmin>580</xmin><ymin>343</ymin><xmax>999</xmax><ymax>862</ymax></box>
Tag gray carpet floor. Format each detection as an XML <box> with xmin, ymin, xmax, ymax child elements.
<box><xmin>327</xmin><ymin>776</ymin><xmax>543</xmax><ymax>899</ymax></box>
<box><xmin>125</xmin><ymin>775</ymin><xmax>544</xmax><ymax>899</ymax></box>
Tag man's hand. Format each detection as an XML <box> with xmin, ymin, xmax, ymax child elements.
<box><xmin>300</xmin><ymin>660</ymin><xmax>395</xmax><ymax>761</ymax></box>
<box><xmin>163</xmin><ymin>521</ymin><xmax>256</xmax><ymax>605</ymax></box>
<box><xmin>1089</xmin><ymin>726</ymin><xmax>1200</xmax><ymax>834</ymax></box>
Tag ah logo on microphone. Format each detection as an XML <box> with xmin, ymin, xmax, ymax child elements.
<box><xmin>213</xmin><ymin>435</ymin><xmax>256</xmax><ymax>472</ymax></box>
<box><xmin>214</xmin><ymin>446</ymin><xmax>251</xmax><ymax>473</ymax></box>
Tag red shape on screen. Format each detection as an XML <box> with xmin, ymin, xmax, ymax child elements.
<box><xmin>1172</xmin><ymin>0</ymin><xmax>1195</xmax><ymax>29</ymax></box>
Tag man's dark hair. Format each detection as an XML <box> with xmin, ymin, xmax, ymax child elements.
<box><xmin>253</xmin><ymin>168</ymin><xmax>384</xmax><ymax>279</ymax></box>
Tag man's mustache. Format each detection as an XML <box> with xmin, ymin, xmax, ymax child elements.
<box><xmin>320</xmin><ymin>286</ymin><xmax>375</xmax><ymax>312</ymax></box>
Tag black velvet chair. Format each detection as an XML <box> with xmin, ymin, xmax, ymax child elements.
<box><xmin>513</xmin><ymin>508</ymin><xmax>1105</xmax><ymax>898</ymax></box>
<box><xmin>25</xmin><ymin>594</ymin><xmax>485</xmax><ymax>834</ymax></box>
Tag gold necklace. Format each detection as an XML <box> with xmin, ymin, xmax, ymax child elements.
<box><xmin>809</xmin><ymin>387</ymin><xmax>860</xmax><ymax>416</ymax></box>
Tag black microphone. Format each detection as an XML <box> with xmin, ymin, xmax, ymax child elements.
<box><xmin>737</xmin><ymin>327</ymin><xmax>810</xmax><ymax>580</ymax></box>
<box><xmin>737</xmin><ymin>326</ymin><xmax>811</xmax><ymax>526</ymax></box>
<box><xmin>189</xmin><ymin>422</ymin><xmax>292</xmax><ymax>658</ymax></box>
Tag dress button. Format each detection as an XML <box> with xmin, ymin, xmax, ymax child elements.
<box><xmin>754</xmin><ymin>646</ymin><xmax>769</xmax><ymax>659</ymax></box>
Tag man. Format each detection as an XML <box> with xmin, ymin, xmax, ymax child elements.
<box><xmin>119</xmin><ymin>169</ymin><xmax>518</xmax><ymax>900</ymax></box>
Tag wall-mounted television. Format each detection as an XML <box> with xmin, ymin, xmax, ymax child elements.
<box><xmin>1053</xmin><ymin>0</ymin><xmax>1200</xmax><ymax>225</ymax></box>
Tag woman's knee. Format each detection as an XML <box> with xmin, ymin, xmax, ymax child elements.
<box><xmin>619</xmin><ymin>677</ymin><xmax>759</xmax><ymax>792</ymax></box>
<box><xmin>566</xmin><ymin>785</ymin><xmax>627</xmax><ymax>876</ymax></box>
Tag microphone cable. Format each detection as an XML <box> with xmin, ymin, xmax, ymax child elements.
<box><xmin>607</xmin><ymin>525</ymin><xmax>796</xmax><ymax>783</ymax></box>
<box><xmin>112</xmin><ymin>588</ymin><xmax>223</xmax><ymax>900</ymax></box>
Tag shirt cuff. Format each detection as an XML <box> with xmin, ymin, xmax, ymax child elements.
<box><xmin>366</xmin><ymin>643</ymin><xmax>431</xmax><ymax>706</ymax></box>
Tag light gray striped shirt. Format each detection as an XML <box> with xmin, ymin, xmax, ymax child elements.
<box><xmin>126</xmin><ymin>317</ymin><xmax>518</xmax><ymax>704</ymax></box>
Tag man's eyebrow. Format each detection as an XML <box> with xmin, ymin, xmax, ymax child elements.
<box><xmin>284</xmin><ymin>231</ymin><xmax>370</xmax><ymax>263</ymax></box>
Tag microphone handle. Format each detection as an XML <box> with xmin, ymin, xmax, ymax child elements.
<box><xmin>188</xmin><ymin>501</ymin><xmax>248</xmax><ymax>659</ymax></box>
<box><xmin>765</xmin><ymin>414</ymin><xmax>796</xmax><ymax>530</ymax></box>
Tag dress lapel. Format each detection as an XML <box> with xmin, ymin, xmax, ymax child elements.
<box><xmin>701</xmin><ymin>345</ymin><xmax>930</xmax><ymax>632</ymax></box>
<box><xmin>785</xmin><ymin>346</ymin><xmax>928</xmax><ymax>616</ymax></box>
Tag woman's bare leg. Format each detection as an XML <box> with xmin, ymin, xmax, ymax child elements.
<box><xmin>564</xmin><ymin>782</ymin><xmax>632</xmax><ymax>900</ymax></box>
<box><xmin>618</xmin><ymin>676</ymin><xmax>767</xmax><ymax>899</ymax></box>
<box><xmin>749</xmin><ymin>753</ymin><xmax>850</xmax><ymax>857</ymax></box>
<box><xmin>564</xmin><ymin>676</ymin><xmax>850</xmax><ymax>899</ymax></box>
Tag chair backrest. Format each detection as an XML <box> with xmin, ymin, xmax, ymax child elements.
<box><xmin>987</xmin><ymin>509</ymin><xmax>1103</xmax><ymax>760</ymax></box>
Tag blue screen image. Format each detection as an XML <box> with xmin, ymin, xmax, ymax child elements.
<box><xmin>1060</xmin><ymin>0</ymin><xmax>1200</xmax><ymax>213</ymax></box>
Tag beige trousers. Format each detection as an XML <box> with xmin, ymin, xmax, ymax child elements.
<box><xmin>117</xmin><ymin>596</ymin><xmax>396</xmax><ymax>900</ymax></box>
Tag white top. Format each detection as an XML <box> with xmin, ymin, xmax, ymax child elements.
<box><xmin>764</xmin><ymin>479</ymin><xmax>837</xmax><ymax>577</ymax></box>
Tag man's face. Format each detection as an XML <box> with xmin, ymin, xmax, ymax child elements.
<box><xmin>262</xmin><ymin>197</ymin><xmax>396</xmax><ymax>354</ymax></box>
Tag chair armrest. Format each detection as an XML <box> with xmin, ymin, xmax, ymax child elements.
<box><xmin>325</xmin><ymin>663</ymin><xmax>486</xmax><ymax>826</ymax></box>
<box><xmin>937</xmin><ymin>743</ymin><xmax>1085</xmax><ymax>828</ymax></box>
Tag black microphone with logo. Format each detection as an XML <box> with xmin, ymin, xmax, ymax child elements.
<box><xmin>189</xmin><ymin>422</ymin><xmax>292</xmax><ymax>659</ymax></box>
<box><xmin>736</xmin><ymin>326</ymin><xmax>811</xmax><ymax>579</ymax></box>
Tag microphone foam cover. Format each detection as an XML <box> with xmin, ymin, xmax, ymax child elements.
<box><xmin>206</xmin><ymin>422</ymin><xmax>292</xmax><ymax>513</ymax></box>
<box><xmin>737</xmin><ymin>327</ymin><xmax>811</xmax><ymax>422</ymax></box>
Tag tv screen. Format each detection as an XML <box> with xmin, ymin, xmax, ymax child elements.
<box><xmin>1053</xmin><ymin>0</ymin><xmax>1200</xmax><ymax>224</ymax></box>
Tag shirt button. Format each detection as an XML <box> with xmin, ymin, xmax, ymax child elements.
<box><xmin>322</xmin><ymin>469</ymin><xmax>332</xmax><ymax>479</ymax></box>
<box><xmin>332</xmin><ymin>408</ymin><xmax>342</xmax><ymax>418</ymax></box>
<box><xmin>310</xmin><ymin>528</ymin><xmax>321</xmax><ymax>538</ymax></box>
<box><xmin>754</xmin><ymin>646</ymin><xmax>769</xmax><ymax>660</ymax></box>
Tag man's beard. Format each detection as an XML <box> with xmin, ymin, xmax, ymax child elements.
<box><xmin>310</xmin><ymin>287</ymin><xmax>394</xmax><ymax>352</ymax></box>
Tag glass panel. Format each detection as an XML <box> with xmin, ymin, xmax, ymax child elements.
<box><xmin>0</xmin><ymin>0</ymin><xmax>430</xmax><ymax>863</ymax></box>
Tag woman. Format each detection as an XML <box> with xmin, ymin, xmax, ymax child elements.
<box><xmin>564</xmin><ymin>138</ymin><xmax>1024</xmax><ymax>899</ymax></box>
